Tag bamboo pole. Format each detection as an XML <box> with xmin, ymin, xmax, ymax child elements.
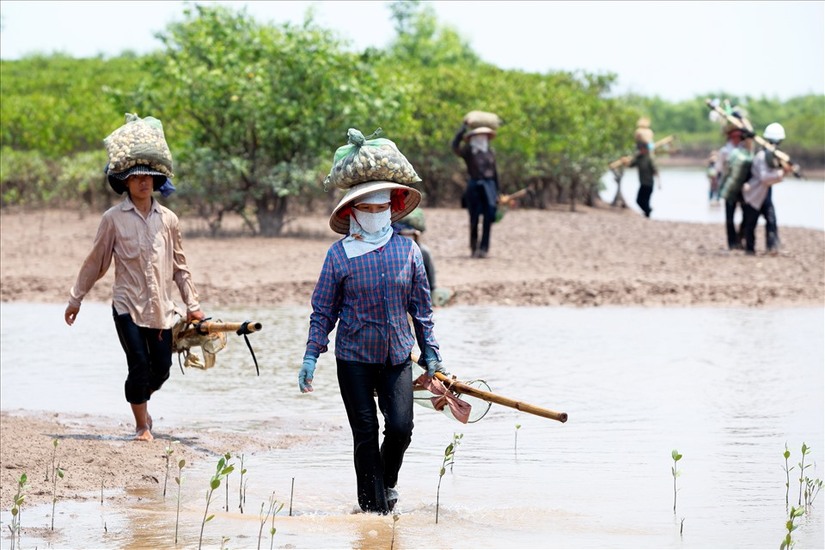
<box><xmin>608</xmin><ymin>135</ymin><xmax>677</xmax><ymax>170</ymax></box>
<box><xmin>704</xmin><ymin>99</ymin><xmax>802</xmax><ymax>178</ymax></box>
<box><xmin>176</xmin><ymin>321</ymin><xmax>262</xmax><ymax>340</ymax></box>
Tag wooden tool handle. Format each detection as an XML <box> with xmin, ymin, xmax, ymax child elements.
<box><xmin>433</xmin><ymin>372</ymin><xmax>568</xmax><ymax>423</ymax></box>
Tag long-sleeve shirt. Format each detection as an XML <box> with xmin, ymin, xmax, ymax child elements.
<box><xmin>68</xmin><ymin>196</ymin><xmax>200</xmax><ymax>329</ymax></box>
<box><xmin>452</xmin><ymin>128</ymin><xmax>499</xmax><ymax>183</ymax></box>
<box><xmin>743</xmin><ymin>149</ymin><xmax>784</xmax><ymax>210</ymax></box>
<box><xmin>629</xmin><ymin>151</ymin><xmax>658</xmax><ymax>187</ymax></box>
<box><xmin>305</xmin><ymin>232</ymin><xmax>440</xmax><ymax>365</ymax></box>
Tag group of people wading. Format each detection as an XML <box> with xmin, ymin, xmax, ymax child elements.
<box><xmin>64</xmin><ymin>117</ymin><xmax>474</xmax><ymax>516</ymax></box>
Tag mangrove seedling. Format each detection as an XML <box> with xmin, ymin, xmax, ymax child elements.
<box><xmin>198</xmin><ymin>453</ymin><xmax>235</xmax><ymax>550</ymax></box>
<box><xmin>51</xmin><ymin>462</ymin><xmax>64</xmax><ymax>531</ymax></box>
<box><xmin>163</xmin><ymin>440</ymin><xmax>178</xmax><ymax>499</ymax></box>
<box><xmin>783</xmin><ymin>443</ymin><xmax>794</xmax><ymax>507</ymax></box>
<box><xmin>47</xmin><ymin>438</ymin><xmax>59</xmax><ymax>482</ymax></box>
<box><xmin>9</xmin><ymin>472</ymin><xmax>28</xmax><ymax>550</ymax></box>
<box><xmin>804</xmin><ymin>476</ymin><xmax>823</xmax><ymax>511</ymax></box>
<box><xmin>224</xmin><ymin>452</ymin><xmax>232</xmax><ymax>511</ymax></box>
<box><xmin>671</xmin><ymin>449</ymin><xmax>682</xmax><ymax>514</ymax></box>
<box><xmin>514</xmin><ymin>424</ymin><xmax>522</xmax><ymax>454</ymax></box>
<box><xmin>175</xmin><ymin>458</ymin><xmax>186</xmax><ymax>545</ymax></box>
<box><xmin>436</xmin><ymin>439</ymin><xmax>457</xmax><ymax>524</ymax></box>
<box><xmin>780</xmin><ymin>505</ymin><xmax>805</xmax><ymax>550</ymax></box>
<box><xmin>797</xmin><ymin>443</ymin><xmax>811</xmax><ymax>507</ymax></box>
<box><xmin>238</xmin><ymin>454</ymin><xmax>248</xmax><ymax>513</ymax></box>
<box><xmin>450</xmin><ymin>432</ymin><xmax>463</xmax><ymax>473</ymax></box>
<box><xmin>256</xmin><ymin>491</ymin><xmax>283</xmax><ymax>550</ymax></box>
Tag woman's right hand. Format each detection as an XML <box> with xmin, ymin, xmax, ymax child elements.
<box><xmin>64</xmin><ymin>304</ymin><xmax>79</xmax><ymax>326</ymax></box>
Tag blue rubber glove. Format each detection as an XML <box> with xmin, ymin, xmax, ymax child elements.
<box><xmin>298</xmin><ymin>354</ymin><xmax>317</xmax><ymax>393</ymax></box>
<box><xmin>420</xmin><ymin>346</ymin><xmax>446</xmax><ymax>377</ymax></box>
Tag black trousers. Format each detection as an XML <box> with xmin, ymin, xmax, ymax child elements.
<box><xmin>466</xmin><ymin>179</ymin><xmax>497</xmax><ymax>253</ymax></box>
<box><xmin>112</xmin><ymin>307</ymin><xmax>172</xmax><ymax>404</ymax></box>
<box><xmin>636</xmin><ymin>184</ymin><xmax>654</xmax><ymax>217</ymax></box>
<box><xmin>725</xmin><ymin>194</ymin><xmax>745</xmax><ymax>250</ymax></box>
<box><xmin>337</xmin><ymin>356</ymin><xmax>413</xmax><ymax>514</ymax></box>
<box><xmin>742</xmin><ymin>196</ymin><xmax>779</xmax><ymax>253</ymax></box>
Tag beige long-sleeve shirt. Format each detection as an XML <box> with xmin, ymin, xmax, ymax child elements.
<box><xmin>68</xmin><ymin>196</ymin><xmax>200</xmax><ymax>329</ymax></box>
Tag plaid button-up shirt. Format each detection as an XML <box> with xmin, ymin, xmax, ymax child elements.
<box><xmin>306</xmin><ymin>232</ymin><xmax>440</xmax><ymax>365</ymax></box>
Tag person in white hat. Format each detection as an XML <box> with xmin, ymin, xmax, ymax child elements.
<box><xmin>452</xmin><ymin>123</ymin><xmax>499</xmax><ymax>258</ymax></box>
<box><xmin>64</xmin><ymin>163</ymin><xmax>205</xmax><ymax>442</ymax></box>
<box><xmin>741</xmin><ymin>122</ymin><xmax>792</xmax><ymax>255</ymax></box>
<box><xmin>298</xmin><ymin>179</ymin><xmax>445</xmax><ymax>514</ymax></box>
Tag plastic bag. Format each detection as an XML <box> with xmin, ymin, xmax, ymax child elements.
<box><xmin>464</xmin><ymin>110</ymin><xmax>502</xmax><ymax>130</ymax></box>
<box><xmin>104</xmin><ymin>113</ymin><xmax>174</xmax><ymax>177</ymax></box>
<box><xmin>324</xmin><ymin>128</ymin><xmax>421</xmax><ymax>190</ymax></box>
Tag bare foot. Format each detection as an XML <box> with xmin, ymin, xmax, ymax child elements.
<box><xmin>135</xmin><ymin>427</ymin><xmax>154</xmax><ymax>441</ymax></box>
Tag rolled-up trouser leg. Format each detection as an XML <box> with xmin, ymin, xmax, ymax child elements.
<box><xmin>112</xmin><ymin>307</ymin><xmax>172</xmax><ymax>404</ymax></box>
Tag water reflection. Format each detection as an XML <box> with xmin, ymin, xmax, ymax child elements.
<box><xmin>1</xmin><ymin>302</ymin><xmax>823</xmax><ymax>548</ymax></box>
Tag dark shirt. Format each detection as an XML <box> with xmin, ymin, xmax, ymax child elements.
<box><xmin>452</xmin><ymin>128</ymin><xmax>499</xmax><ymax>183</ymax></box>
<box><xmin>629</xmin><ymin>151</ymin><xmax>658</xmax><ymax>187</ymax></box>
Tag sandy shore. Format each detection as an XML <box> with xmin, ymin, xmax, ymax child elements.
<box><xmin>1</xmin><ymin>205</ymin><xmax>823</xmax><ymax>511</ymax></box>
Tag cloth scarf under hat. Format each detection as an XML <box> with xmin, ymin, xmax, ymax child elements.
<box><xmin>469</xmin><ymin>134</ymin><xmax>489</xmax><ymax>152</ymax></box>
<box><xmin>342</xmin><ymin>189</ymin><xmax>393</xmax><ymax>259</ymax></box>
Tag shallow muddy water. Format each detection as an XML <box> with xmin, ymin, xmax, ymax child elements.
<box><xmin>600</xmin><ymin>166</ymin><xmax>824</xmax><ymax>231</ymax></box>
<box><xmin>1</xmin><ymin>302</ymin><xmax>823</xmax><ymax>548</ymax></box>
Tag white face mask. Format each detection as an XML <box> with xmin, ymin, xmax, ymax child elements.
<box><xmin>469</xmin><ymin>134</ymin><xmax>489</xmax><ymax>152</ymax></box>
<box><xmin>353</xmin><ymin>208</ymin><xmax>392</xmax><ymax>234</ymax></box>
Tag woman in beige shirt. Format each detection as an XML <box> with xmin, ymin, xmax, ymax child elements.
<box><xmin>64</xmin><ymin>165</ymin><xmax>205</xmax><ymax>441</ymax></box>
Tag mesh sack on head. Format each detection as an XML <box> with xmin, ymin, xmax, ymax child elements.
<box><xmin>324</xmin><ymin>128</ymin><xmax>421</xmax><ymax>191</ymax></box>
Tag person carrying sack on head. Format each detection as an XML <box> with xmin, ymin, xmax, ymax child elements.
<box><xmin>630</xmin><ymin>119</ymin><xmax>661</xmax><ymax>218</ymax></box>
<box><xmin>64</xmin><ymin>115</ymin><xmax>205</xmax><ymax>442</ymax></box>
<box><xmin>452</xmin><ymin>121</ymin><xmax>499</xmax><ymax>258</ymax></box>
<box><xmin>299</xmin><ymin>131</ymin><xmax>445</xmax><ymax>515</ymax></box>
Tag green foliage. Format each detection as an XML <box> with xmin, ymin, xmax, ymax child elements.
<box><xmin>783</xmin><ymin>443</ymin><xmax>794</xmax><ymax>507</ymax></box>
<box><xmin>798</xmin><ymin>443</ymin><xmax>810</xmax><ymax>507</ymax></box>
<box><xmin>0</xmin><ymin>55</ymin><xmax>146</xmax><ymax>156</ymax></box>
<box><xmin>175</xmin><ymin>458</ymin><xmax>186</xmax><ymax>545</ymax></box>
<box><xmin>780</xmin><ymin>506</ymin><xmax>805</xmax><ymax>550</ymax></box>
<box><xmin>435</xmin><ymin>437</ymin><xmax>459</xmax><ymax>524</ymax></box>
<box><xmin>199</xmin><ymin>452</ymin><xmax>235</xmax><ymax>550</ymax></box>
<box><xmin>257</xmin><ymin>491</ymin><xmax>283</xmax><ymax>550</ymax></box>
<box><xmin>388</xmin><ymin>1</ymin><xmax>480</xmax><ymax>68</ymax></box>
<box><xmin>9</xmin><ymin>473</ymin><xmax>28</xmax><ymax>550</ymax></box>
<box><xmin>671</xmin><ymin>449</ymin><xmax>682</xmax><ymax>514</ymax></box>
<box><xmin>0</xmin><ymin>148</ymin><xmax>51</xmax><ymax>207</ymax></box>
<box><xmin>0</xmin><ymin>3</ymin><xmax>821</xmax><ymax>221</ymax></box>
<box><xmin>127</xmin><ymin>3</ymin><xmax>412</xmax><ymax>235</ymax></box>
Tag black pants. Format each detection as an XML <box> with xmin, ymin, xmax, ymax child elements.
<box><xmin>112</xmin><ymin>307</ymin><xmax>172</xmax><ymax>404</ymax></box>
<box><xmin>337</xmin><ymin>356</ymin><xmax>413</xmax><ymax>514</ymax></box>
<box><xmin>742</xmin><ymin>197</ymin><xmax>779</xmax><ymax>253</ymax></box>
<box><xmin>466</xmin><ymin>179</ymin><xmax>497</xmax><ymax>254</ymax></box>
<box><xmin>725</xmin><ymin>195</ymin><xmax>745</xmax><ymax>250</ymax></box>
<box><xmin>636</xmin><ymin>184</ymin><xmax>653</xmax><ymax>217</ymax></box>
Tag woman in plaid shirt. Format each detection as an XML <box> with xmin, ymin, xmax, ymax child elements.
<box><xmin>299</xmin><ymin>179</ymin><xmax>445</xmax><ymax>514</ymax></box>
